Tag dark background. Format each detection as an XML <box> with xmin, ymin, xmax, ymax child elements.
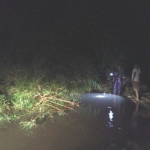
<box><xmin>1</xmin><ymin>0</ymin><xmax>150</xmax><ymax>85</ymax></box>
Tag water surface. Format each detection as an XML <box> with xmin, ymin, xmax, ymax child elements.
<box><xmin>0</xmin><ymin>93</ymin><xmax>140</xmax><ymax>150</ymax></box>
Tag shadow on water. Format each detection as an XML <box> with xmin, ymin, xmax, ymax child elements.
<box><xmin>125</xmin><ymin>101</ymin><xmax>150</xmax><ymax>150</ymax></box>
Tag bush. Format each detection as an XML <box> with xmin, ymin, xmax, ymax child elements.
<box><xmin>0</xmin><ymin>61</ymin><xmax>100</xmax><ymax>129</ymax></box>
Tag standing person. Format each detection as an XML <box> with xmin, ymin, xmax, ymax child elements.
<box><xmin>113</xmin><ymin>66</ymin><xmax>125</xmax><ymax>95</ymax></box>
<box><xmin>131</xmin><ymin>64</ymin><xmax>141</xmax><ymax>101</ymax></box>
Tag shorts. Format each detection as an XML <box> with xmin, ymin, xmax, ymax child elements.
<box><xmin>132</xmin><ymin>81</ymin><xmax>140</xmax><ymax>90</ymax></box>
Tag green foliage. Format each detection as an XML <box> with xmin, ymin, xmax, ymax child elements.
<box><xmin>0</xmin><ymin>59</ymin><xmax>101</xmax><ymax>130</ymax></box>
<box><xmin>19</xmin><ymin>120</ymin><xmax>37</xmax><ymax>130</ymax></box>
<box><xmin>1</xmin><ymin>24</ymin><xmax>129</xmax><ymax>130</ymax></box>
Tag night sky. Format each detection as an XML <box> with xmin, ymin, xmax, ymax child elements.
<box><xmin>1</xmin><ymin>0</ymin><xmax>150</xmax><ymax>84</ymax></box>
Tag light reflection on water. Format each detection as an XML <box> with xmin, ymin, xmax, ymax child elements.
<box><xmin>108</xmin><ymin>110</ymin><xmax>114</xmax><ymax>127</ymax></box>
<box><xmin>80</xmin><ymin>93</ymin><xmax>125</xmax><ymax>129</ymax></box>
<box><xmin>78</xmin><ymin>93</ymin><xmax>150</xmax><ymax>149</ymax></box>
<box><xmin>78</xmin><ymin>93</ymin><xmax>127</xmax><ymax>149</ymax></box>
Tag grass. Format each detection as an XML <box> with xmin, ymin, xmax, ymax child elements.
<box><xmin>0</xmin><ymin>64</ymin><xmax>101</xmax><ymax>130</ymax></box>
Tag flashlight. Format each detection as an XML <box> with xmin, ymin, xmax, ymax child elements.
<box><xmin>110</xmin><ymin>73</ymin><xmax>113</xmax><ymax>76</ymax></box>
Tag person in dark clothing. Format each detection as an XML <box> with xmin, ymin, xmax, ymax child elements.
<box><xmin>113</xmin><ymin>66</ymin><xmax>125</xmax><ymax>95</ymax></box>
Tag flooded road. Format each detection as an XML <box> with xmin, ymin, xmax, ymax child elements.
<box><xmin>0</xmin><ymin>93</ymin><xmax>148</xmax><ymax>150</ymax></box>
<box><xmin>78</xmin><ymin>93</ymin><xmax>131</xmax><ymax>149</ymax></box>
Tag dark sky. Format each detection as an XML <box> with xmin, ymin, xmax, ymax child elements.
<box><xmin>1</xmin><ymin>1</ymin><xmax>149</xmax><ymax>50</ymax></box>
<box><xmin>1</xmin><ymin>0</ymin><xmax>150</xmax><ymax>81</ymax></box>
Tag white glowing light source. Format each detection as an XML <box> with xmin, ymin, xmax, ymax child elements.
<box><xmin>110</xmin><ymin>73</ymin><xmax>113</xmax><ymax>76</ymax></box>
<box><xmin>109</xmin><ymin>110</ymin><xmax>113</xmax><ymax>121</ymax></box>
<box><xmin>96</xmin><ymin>95</ymin><xmax>105</xmax><ymax>98</ymax></box>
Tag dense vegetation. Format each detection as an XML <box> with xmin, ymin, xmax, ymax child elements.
<box><xmin>0</xmin><ymin>44</ymin><xmax>127</xmax><ymax>129</ymax></box>
<box><xmin>0</xmin><ymin>49</ymin><xmax>100</xmax><ymax>129</ymax></box>
<box><xmin>0</xmin><ymin>23</ymin><xmax>131</xmax><ymax>129</ymax></box>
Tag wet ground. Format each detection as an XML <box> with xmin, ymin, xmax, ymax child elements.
<box><xmin>0</xmin><ymin>93</ymin><xmax>150</xmax><ymax>150</ymax></box>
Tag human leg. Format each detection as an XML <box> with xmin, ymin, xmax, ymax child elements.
<box><xmin>113</xmin><ymin>81</ymin><xmax>118</xmax><ymax>94</ymax></box>
<box><xmin>135</xmin><ymin>90</ymin><xmax>139</xmax><ymax>101</ymax></box>
<box><xmin>117</xmin><ymin>82</ymin><xmax>122</xmax><ymax>95</ymax></box>
<box><xmin>133</xmin><ymin>81</ymin><xmax>140</xmax><ymax>101</ymax></box>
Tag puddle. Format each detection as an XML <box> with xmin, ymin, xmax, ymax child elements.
<box><xmin>78</xmin><ymin>93</ymin><xmax>129</xmax><ymax>149</ymax></box>
<box><xmin>0</xmin><ymin>93</ymin><xmax>149</xmax><ymax>150</ymax></box>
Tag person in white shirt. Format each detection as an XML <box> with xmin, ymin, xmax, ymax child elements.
<box><xmin>131</xmin><ymin>64</ymin><xmax>141</xmax><ymax>101</ymax></box>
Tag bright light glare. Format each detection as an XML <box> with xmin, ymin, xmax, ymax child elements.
<box><xmin>109</xmin><ymin>110</ymin><xmax>113</xmax><ymax>121</ymax></box>
<box><xmin>110</xmin><ymin>73</ymin><xmax>113</xmax><ymax>76</ymax></box>
<box><xmin>96</xmin><ymin>95</ymin><xmax>105</xmax><ymax>98</ymax></box>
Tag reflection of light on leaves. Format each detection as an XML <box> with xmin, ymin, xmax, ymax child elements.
<box><xmin>109</xmin><ymin>110</ymin><xmax>113</xmax><ymax>121</ymax></box>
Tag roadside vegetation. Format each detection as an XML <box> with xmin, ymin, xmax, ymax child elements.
<box><xmin>0</xmin><ymin>28</ymin><xmax>132</xmax><ymax>129</ymax></box>
<box><xmin>0</xmin><ymin>50</ymin><xmax>102</xmax><ymax>130</ymax></box>
<box><xmin>1</xmin><ymin>46</ymin><xmax>148</xmax><ymax>130</ymax></box>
